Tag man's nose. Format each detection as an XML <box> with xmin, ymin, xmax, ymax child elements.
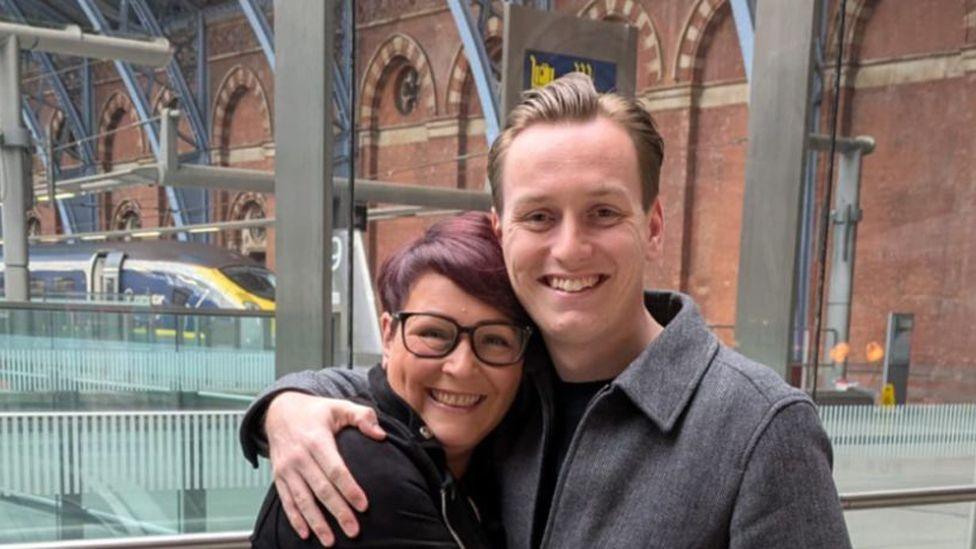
<box><xmin>551</xmin><ymin>217</ymin><xmax>593</xmax><ymax>266</ymax></box>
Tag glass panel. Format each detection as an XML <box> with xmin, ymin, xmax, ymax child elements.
<box><xmin>821</xmin><ymin>404</ymin><xmax>976</xmax><ymax>548</ymax></box>
<box><xmin>0</xmin><ymin>304</ymin><xmax>274</xmax><ymax>542</ymax></box>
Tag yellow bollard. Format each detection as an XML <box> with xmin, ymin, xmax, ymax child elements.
<box><xmin>881</xmin><ymin>383</ymin><xmax>896</xmax><ymax>407</ymax></box>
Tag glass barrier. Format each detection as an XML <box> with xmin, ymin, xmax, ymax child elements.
<box><xmin>0</xmin><ymin>304</ymin><xmax>274</xmax><ymax>543</ymax></box>
<box><xmin>0</xmin><ymin>410</ymin><xmax>270</xmax><ymax>544</ymax></box>
<box><xmin>822</xmin><ymin>404</ymin><xmax>976</xmax><ymax>547</ymax></box>
<box><xmin>0</xmin><ymin>305</ymin><xmax>275</xmax><ymax>411</ymax></box>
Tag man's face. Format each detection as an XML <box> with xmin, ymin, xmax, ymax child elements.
<box><xmin>492</xmin><ymin>116</ymin><xmax>663</xmax><ymax>346</ymax></box>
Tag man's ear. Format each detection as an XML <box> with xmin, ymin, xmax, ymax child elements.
<box><xmin>380</xmin><ymin>312</ymin><xmax>395</xmax><ymax>368</ymax></box>
<box><xmin>645</xmin><ymin>198</ymin><xmax>665</xmax><ymax>261</ymax></box>
<box><xmin>490</xmin><ymin>208</ymin><xmax>503</xmax><ymax>241</ymax></box>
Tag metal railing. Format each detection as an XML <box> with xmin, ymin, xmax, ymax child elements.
<box><xmin>841</xmin><ymin>484</ymin><xmax>976</xmax><ymax>510</ymax></box>
<box><xmin>3</xmin><ymin>487</ymin><xmax>975</xmax><ymax>548</ymax></box>
<box><xmin>1</xmin><ymin>531</ymin><xmax>252</xmax><ymax>549</ymax></box>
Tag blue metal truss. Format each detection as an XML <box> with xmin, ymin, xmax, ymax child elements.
<box><xmin>2</xmin><ymin>0</ymin><xmax>91</xmax><ymax>233</ymax></box>
<box><xmin>729</xmin><ymin>0</ymin><xmax>755</xmax><ymax>81</ymax></box>
<box><xmin>76</xmin><ymin>0</ymin><xmax>192</xmax><ymax>238</ymax></box>
<box><xmin>448</xmin><ymin>0</ymin><xmax>501</xmax><ymax>144</ymax></box>
<box><xmin>129</xmin><ymin>0</ymin><xmax>209</xmax><ymax>153</ymax></box>
<box><xmin>333</xmin><ymin>0</ymin><xmax>352</xmax><ymax>173</ymax></box>
<box><xmin>237</xmin><ymin>0</ymin><xmax>274</xmax><ymax>70</ymax></box>
<box><xmin>20</xmin><ymin>105</ymin><xmax>76</xmax><ymax>234</ymax></box>
<box><xmin>237</xmin><ymin>0</ymin><xmax>353</xmax><ymax>170</ymax></box>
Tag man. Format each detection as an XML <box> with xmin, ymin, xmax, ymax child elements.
<box><xmin>240</xmin><ymin>73</ymin><xmax>851</xmax><ymax>548</ymax></box>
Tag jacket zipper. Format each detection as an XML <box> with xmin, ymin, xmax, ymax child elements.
<box><xmin>538</xmin><ymin>384</ymin><xmax>612</xmax><ymax>548</ymax></box>
<box><xmin>441</xmin><ymin>487</ymin><xmax>466</xmax><ymax>549</ymax></box>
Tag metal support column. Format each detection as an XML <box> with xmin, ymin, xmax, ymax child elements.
<box><xmin>734</xmin><ymin>0</ymin><xmax>822</xmax><ymax>379</ymax></box>
<box><xmin>0</xmin><ymin>35</ymin><xmax>30</xmax><ymax>301</ymax></box>
<box><xmin>273</xmin><ymin>0</ymin><xmax>335</xmax><ymax>377</ymax></box>
<box><xmin>823</xmin><ymin>146</ymin><xmax>867</xmax><ymax>381</ymax></box>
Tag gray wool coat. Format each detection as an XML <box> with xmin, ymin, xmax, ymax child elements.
<box><xmin>240</xmin><ymin>292</ymin><xmax>852</xmax><ymax>548</ymax></box>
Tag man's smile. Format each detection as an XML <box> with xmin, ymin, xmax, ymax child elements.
<box><xmin>541</xmin><ymin>274</ymin><xmax>607</xmax><ymax>293</ymax></box>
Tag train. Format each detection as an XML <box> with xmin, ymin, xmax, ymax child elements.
<box><xmin>0</xmin><ymin>240</ymin><xmax>275</xmax><ymax>311</ymax></box>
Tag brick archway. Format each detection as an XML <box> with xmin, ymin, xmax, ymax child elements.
<box><xmin>98</xmin><ymin>92</ymin><xmax>143</xmax><ymax>170</ymax></box>
<box><xmin>151</xmin><ymin>87</ymin><xmax>177</xmax><ymax>114</ymax></box>
<box><xmin>968</xmin><ymin>6</ymin><xmax>976</xmax><ymax>43</ymax></box>
<box><xmin>445</xmin><ymin>16</ymin><xmax>502</xmax><ymax>117</ymax></box>
<box><xmin>825</xmin><ymin>0</ymin><xmax>879</xmax><ymax>66</ymax></box>
<box><xmin>578</xmin><ymin>0</ymin><xmax>664</xmax><ymax>85</ymax></box>
<box><xmin>48</xmin><ymin>110</ymin><xmax>65</xmax><ymax>141</ymax></box>
<box><xmin>673</xmin><ymin>0</ymin><xmax>731</xmax><ymax>83</ymax></box>
<box><xmin>226</xmin><ymin>191</ymin><xmax>268</xmax><ymax>257</ymax></box>
<box><xmin>359</xmin><ymin>33</ymin><xmax>437</xmax><ymax>127</ymax></box>
<box><xmin>110</xmin><ymin>199</ymin><xmax>143</xmax><ymax>231</ymax></box>
<box><xmin>211</xmin><ymin>65</ymin><xmax>273</xmax><ymax>165</ymax></box>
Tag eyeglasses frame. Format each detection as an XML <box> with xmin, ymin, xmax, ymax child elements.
<box><xmin>392</xmin><ymin>311</ymin><xmax>532</xmax><ymax>366</ymax></box>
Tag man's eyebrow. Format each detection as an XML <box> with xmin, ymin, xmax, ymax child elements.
<box><xmin>509</xmin><ymin>184</ymin><xmax>632</xmax><ymax>207</ymax></box>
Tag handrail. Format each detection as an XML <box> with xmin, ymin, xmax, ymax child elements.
<box><xmin>840</xmin><ymin>484</ymin><xmax>976</xmax><ymax>510</ymax></box>
<box><xmin>0</xmin><ymin>300</ymin><xmax>274</xmax><ymax>318</ymax></box>
<box><xmin>3</xmin><ymin>485</ymin><xmax>976</xmax><ymax>547</ymax></box>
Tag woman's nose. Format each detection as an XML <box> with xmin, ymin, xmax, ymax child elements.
<box><xmin>441</xmin><ymin>334</ymin><xmax>479</xmax><ymax>375</ymax></box>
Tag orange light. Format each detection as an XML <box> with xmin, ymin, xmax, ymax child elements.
<box><xmin>866</xmin><ymin>341</ymin><xmax>885</xmax><ymax>362</ymax></box>
<box><xmin>829</xmin><ymin>342</ymin><xmax>851</xmax><ymax>363</ymax></box>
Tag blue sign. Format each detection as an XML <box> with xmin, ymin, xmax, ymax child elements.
<box><xmin>523</xmin><ymin>49</ymin><xmax>617</xmax><ymax>92</ymax></box>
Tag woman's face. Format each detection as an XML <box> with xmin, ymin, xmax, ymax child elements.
<box><xmin>381</xmin><ymin>272</ymin><xmax>525</xmax><ymax>462</ymax></box>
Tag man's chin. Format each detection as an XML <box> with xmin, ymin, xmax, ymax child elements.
<box><xmin>537</xmin><ymin>314</ymin><xmax>598</xmax><ymax>343</ymax></box>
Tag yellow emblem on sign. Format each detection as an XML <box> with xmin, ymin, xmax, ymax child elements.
<box><xmin>529</xmin><ymin>55</ymin><xmax>556</xmax><ymax>88</ymax></box>
<box><xmin>573</xmin><ymin>61</ymin><xmax>593</xmax><ymax>77</ymax></box>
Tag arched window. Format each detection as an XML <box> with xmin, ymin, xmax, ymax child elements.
<box><xmin>26</xmin><ymin>215</ymin><xmax>42</xmax><ymax>237</ymax></box>
<box><xmin>394</xmin><ymin>65</ymin><xmax>420</xmax><ymax>116</ymax></box>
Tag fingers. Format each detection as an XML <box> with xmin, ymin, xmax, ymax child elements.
<box><xmin>282</xmin><ymin>469</ymin><xmax>336</xmax><ymax>547</ymax></box>
<box><xmin>275</xmin><ymin>476</ymin><xmax>330</xmax><ymax>546</ymax></box>
<box><xmin>347</xmin><ymin>405</ymin><xmax>386</xmax><ymax>441</ymax></box>
<box><xmin>309</xmin><ymin>436</ymin><xmax>364</xmax><ymax>536</ymax></box>
<box><xmin>264</xmin><ymin>396</ymin><xmax>379</xmax><ymax>543</ymax></box>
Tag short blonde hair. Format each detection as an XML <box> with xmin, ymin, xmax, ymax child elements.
<box><xmin>487</xmin><ymin>72</ymin><xmax>664</xmax><ymax>211</ymax></box>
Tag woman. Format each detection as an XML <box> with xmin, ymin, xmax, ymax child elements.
<box><xmin>251</xmin><ymin>212</ymin><xmax>533</xmax><ymax>548</ymax></box>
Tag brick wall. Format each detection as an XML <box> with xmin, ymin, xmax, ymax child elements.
<box><xmin>24</xmin><ymin>0</ymin><xmax>975</xmax><ymax>401</ymax></box>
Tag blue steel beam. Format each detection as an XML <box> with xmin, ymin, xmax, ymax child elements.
<box><xmin>333</xmin><ymin>0</ymin><xmax>352</xmax><ymax>172</ymax></box>
<box><xmin>729</xmin><ymin>0</ymin><xmax>755</xmax><ymax>81</ymax></box>
<box><xmin>76</xmin><ymin>0</ymin><xmax>190</xmax><ymax>236</ymax></box>
<box><xmin>447</xmin><ymin>0</ymin><xmax>501</xmax><ymax>144</ymax></box>
<box><xmin>128</xmin><ymin>0</ymin><xmax>209</xmax><ymax>153</ymax></box>
<box><xmin>20</xmin><ymin>104</ymin><xmax>75</xmax><ymax>234</ymax></box>
<box><xmin>238</xmin><ymin>0</ymin><xmax>352</xmax><ymax>149</ymax></box>
<box><xmin>237</xmin><ymin>0</ymin><xmax>274</xmax><ymax>70</ymax></box>
<box><xmin>2</xmin><ymin>0</ymin><xmax>97</xmax><ymax>169</ymax></box>
<box><xmin>194</xmin><ymin>9</ymin><xmax>207</xmax><ymax>137</ymax></box>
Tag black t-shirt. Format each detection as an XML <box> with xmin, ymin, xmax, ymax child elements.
<box><xmin>531</xmin><ymin>376</ymin><xmax>609</xmax><ymax>546</ymax></box>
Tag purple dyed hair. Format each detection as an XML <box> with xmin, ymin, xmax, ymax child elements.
<box><xmin>377</xmin><ymin>212</ymin><xmax>528</xmax><ymax>325</ymax></box>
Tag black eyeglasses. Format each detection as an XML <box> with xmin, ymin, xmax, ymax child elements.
<box><xmin>393</xmin><ymin>311</ymin><xmax>532</xmax><ymax>366</ymax></box>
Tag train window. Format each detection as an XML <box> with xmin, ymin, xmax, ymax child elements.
<box><xmin>30</xmin><ymin>276</ymin><xmax>45</xmax><ymax>294</ymax></box>
<box><xmin>172</xmin><ymin>288</ymin><xmax>191</xmax><ymax>307</ymax></box>
<box><xmin>53</xmin><ymin>277</ymin><xmax>76</xmax><ymax>293</ymax></box>
<box><xmin>221</xmin><ymin>265</ymin><xmax>275</xmax><ymax>302</ymax></box>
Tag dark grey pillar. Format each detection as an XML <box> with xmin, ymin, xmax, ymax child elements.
<box><xmin>734</xmin><ymin>0</ymin><xmax>822</xmax><ymax>379</ymax></box>
<box><xmin>273</xmin><ymin>0</ymin><xmax>336</xmax><ymax>377</ymax></box>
